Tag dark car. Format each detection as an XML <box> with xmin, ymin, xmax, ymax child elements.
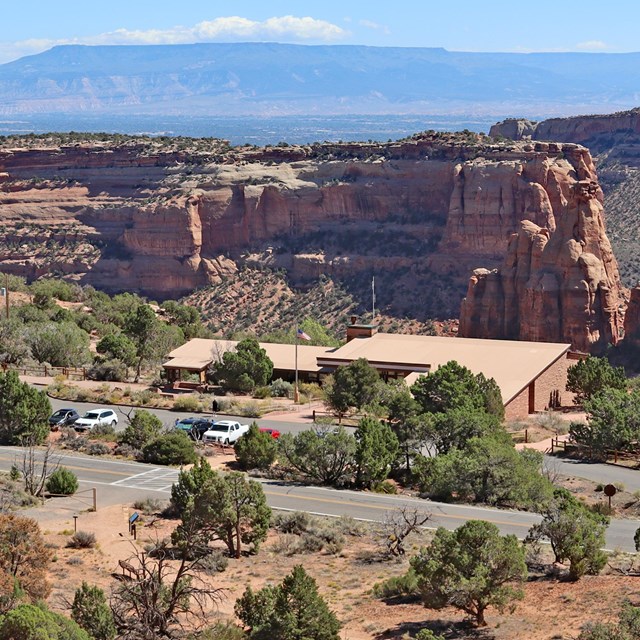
<box><xmin>48</xmin><ymin>408</ymin><xmax>80</xmax><ymax>431</ymax></box>
<box><xmin>174</xmin><ymin>417</ymin><xmax>213</xmax><ymax>441</ymax></box>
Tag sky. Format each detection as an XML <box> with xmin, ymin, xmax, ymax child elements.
<box><xmin>1</xmin><ymin>0</ymin><xmax>639</xmax><ymax>63</ymax></box>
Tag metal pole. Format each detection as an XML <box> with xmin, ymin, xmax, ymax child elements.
<box><xmin>294</xmin><ymin>330</ymin><xmax>299</xmax><ymax>403</ymax></box>
<box><xmin>372</xmin><ymin>276</ymin><xmax>375</xmax><ymax>323</ymax></box>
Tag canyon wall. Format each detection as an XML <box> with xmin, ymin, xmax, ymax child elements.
<box><xmin>0</xmin><ymin>133</ymin><xmax>626</xmax><ymax>350</ymax></box>
<box><xmin>490</xmin><ymin>108</ymin><xmax>640</xmax><ymax>162</ymax></box>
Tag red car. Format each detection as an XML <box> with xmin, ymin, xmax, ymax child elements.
<box><xmin>260</xmin><ymin>427</ymin><xmax>281</xmax><ymax>439</ymax></box>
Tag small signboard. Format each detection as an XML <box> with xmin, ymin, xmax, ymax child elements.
<box><xmin>129</xmin><ymin>512</ymin><xmax>139</xmax><ymax>534</ymax></box>
<box><xmin>603</xmin><ymin>484</ymin><xmax>617</xmax><ymax>497</ymax></box>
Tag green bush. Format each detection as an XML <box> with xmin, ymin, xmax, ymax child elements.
<box><xmin>0</xmin><ymin>603</ymin><xmax>90</xmax><ymax>640</ymax></box>
<box><xmin>270</xmin><ymin>378</ymin><xmax>293</xmax><ymax>398</ymax></box>
<box><xmin>235</xmin><ymin>423</ymin><xmax>277</xmax><ymax>471</ymax></box>
<box><xmin>142</xmin><ymin>431</ymin><xmax>197</xmax><ymax>465</ymax></box>
<box><xmin>372</xmin><ymin>569</ymin><xmax>419</xmax><ymax>599</ymax></box>
<box><xmin>253</xmin><ymin>386</ymin><xmax>271</xmax><ymax>399</ymax></box>
<box><xmin>46</xmin><ymin>467</ymin><xmax>79</xmax><ymax>495</ymax></box>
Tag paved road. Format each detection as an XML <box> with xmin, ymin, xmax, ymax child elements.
<box><xmin>4</xmin><ymin>447</ymin><xmax>639</xmax><ymax>552</ymax></box>
<box><xmin>548</xmin><ymin>455</ymin><xmax>640</xmax><ymax>492</ymax></box>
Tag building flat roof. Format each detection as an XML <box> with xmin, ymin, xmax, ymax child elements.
<box><xmin>165</xmin><ymin>338</ymin><xmax>333</xmax><ymax>374</ymax></box>
<box><xmin>318</xmin><ymin>333</ymin><xmax>571</xmax><ymax>404</ymax></box>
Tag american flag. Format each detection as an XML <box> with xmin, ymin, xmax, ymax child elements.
<box><xmin>296</xmin><ymin>328</ymin><xmax>311</xmax><ymax>341</ymax></box>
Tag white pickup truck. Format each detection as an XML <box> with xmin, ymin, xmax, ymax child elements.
<box><xmin>203</xmin><ymin>420</ymin><xmax>250</xmax><ymax>445</ymax></box>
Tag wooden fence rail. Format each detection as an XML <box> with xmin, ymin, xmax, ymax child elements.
<box><xmin>1</xmin><ymin>364</ymin><xmax>87</xmax><ymax>380</ymax></box>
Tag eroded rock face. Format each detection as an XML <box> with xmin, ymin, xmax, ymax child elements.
<box><xmin>0</xmin><ymin>134</ymin><xmax>627</xmax><ymax>349</ymax></box>
<box><xmin>459</xmin><ymin>176</ymin><xmax>625</xmax><ymax>352</ymax></box>
<box><xmin>624</xmin><ymin>286</ymin><xmax>640</xmax><ymax>346</ymax></box>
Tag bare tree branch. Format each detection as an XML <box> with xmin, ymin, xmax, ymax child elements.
<box><xmin>382</xmin><ymin>506</ymin><xmax>431</xmax><ymax>557</ymax></box>
<box><xmin>17</xmin><ymin>435</ymin><xmax>61</xmax><ymax>498</ymax></box>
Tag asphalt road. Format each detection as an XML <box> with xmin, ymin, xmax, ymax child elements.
<box><xmin>4</xmin><ymin>446</ymin><xmax>639</xmax><ymax>552</ymax></box>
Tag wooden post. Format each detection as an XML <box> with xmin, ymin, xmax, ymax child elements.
<box><xmin>92</xmin><ymin>488</ymin><xmax>97</xmax><ymax>512</ymax></box>
<box><xmin>525</xmin><ymin>429</ymin><xmax>528</xmax><ymax>444</ymax></box>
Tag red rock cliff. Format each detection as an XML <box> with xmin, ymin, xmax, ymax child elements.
<box><xmin>459</xmin><ymin>164</ymin><xmax>625</xmax><ymax>352</ymax></box>
<box><xmin>0</xmin><ymin>134</ymin><xmax>627</xmax><ymax>349</ymax></box>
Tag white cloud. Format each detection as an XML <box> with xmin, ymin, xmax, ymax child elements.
<box><xmin>0</xmin><ymin>15</ymin><xmax>349</xmax><ymax>63</ymax></box>
<box><xmin>359</xmin><ymin>19</ymin><xmax>390</xmax><ymax>35</ymax></box>
<box><xmin>575</xmin><ymin>40</ymin><xmax>608</xmax><ymax>51</ymax></box>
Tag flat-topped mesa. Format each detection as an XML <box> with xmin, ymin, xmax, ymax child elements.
<box><xmin>459</xmin><ymin>173</ymin><xmax>625</xmax><ymax>352</ymax></box>
<box><xmin>490</xmin><ymin>108</ymin><xmax>640</xmax><ymax>160</ymax></box>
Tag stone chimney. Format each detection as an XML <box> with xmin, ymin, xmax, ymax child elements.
<box><xmin>346</xmin><ymin>316</ymin><xmax>378</xmax><ymax>342</ymax></box>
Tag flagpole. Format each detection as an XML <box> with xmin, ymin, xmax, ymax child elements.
<box><xmin>294</xmin><ymin>325</ymin><xmax>299</xmax><ymax>403</ymax></box>
<box><xmin>372</xmin><ymin>276</ymin><xmax>375</xmax><ymax>323</ymax></box>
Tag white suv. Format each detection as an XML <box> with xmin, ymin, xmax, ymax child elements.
<box><xmin>74</xmin><ymin>408</ymin><xmax>118</xmax><ymax>432</ymax></box>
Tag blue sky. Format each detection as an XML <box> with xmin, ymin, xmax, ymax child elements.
<box><xmin>1</xmin><ymin>0</ymin><xmax>639</xmax><ymax>63</ymax></box>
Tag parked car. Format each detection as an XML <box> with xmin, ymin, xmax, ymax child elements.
<box><xmin>203</xmin><ymin>420</ymin><xmax>250</xmax><ymax>446</ymax></box>
<box><xmin>48</xmin><ymin>408</ymin><xmax>80</xmax><ymax>431</ymax></box>
<box><xmin>74</xmin><ymin>408</ymin><xmax>118</xmax><ymax>432</ymax></box>
<box><xmin>174</xmin><ymin>417</ymin><xmax>213</xmax><ymax>441</ymax></box>
<box><xmin>260</xmin><ymin>427</ymin><xmax>281</xmax><ymax>439</ymax></box>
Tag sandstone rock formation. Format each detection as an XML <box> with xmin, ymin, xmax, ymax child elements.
<box><xmin>0</xmin><ymin>133</ymin><xmax>627</xmax><ymax>350</ymax></box>
<box><xmin>459</xmin><ymin>170</ymin><xmax>625</xmax><ymax>353</ymax></box>
<box><xmin>624</xmin><ymin>286</ymin><xmax>640</xmax><ymax>346</ymax></box>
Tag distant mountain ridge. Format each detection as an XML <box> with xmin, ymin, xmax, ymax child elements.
<box><xmin>2</xmin><ymin>43</ymin><xmax>640</xmax><ymax>116</ymax></box>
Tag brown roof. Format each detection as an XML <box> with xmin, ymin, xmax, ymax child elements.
<box><xmin>318</xmin><ymin>333</ymin><xmax>571</xmax><ymax>404</ymax></box>
<box><xmin>165</xmin><ymin>338</ymin><xmax>333</xmax><ymax>374</ymax></box>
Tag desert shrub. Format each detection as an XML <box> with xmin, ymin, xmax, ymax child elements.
<box><xmin>132</xmin><ymin>498</ymin><xmax>165</xmax><ymax>515</ymax></box>
<box><xmin>194</xmin><ymin>622</ymin><xmax>246</xmax><ymax>640</ymax></box>
<box><xmin>372</xmin><ymin>480</ymin><xmax>397</xmax><ymax>494</ymax></box>
<box><xmin>90</xmin><ymin>423</ymin><xmax>117</xmax><ymax>438</ymax></box>
<box><xmin>336</xmin><ymin>515</ymin><xmax>366</xmax><ymax>537</ymax></box>
<box><xmin>85</xmin><ymin>442</ymin><xmax>110</xmax><ymax>456</ymax></box>
<box><xmin>253</xmin><ymin>386</ymin><xmax>271</xmax><ymax>399</ymax></box>
<box><xmin>118</xmin><ymin>409</ymin><xmax>162</xmax><ymax>450</ymax></box>
<box><xmin>87</xmin><ymin>359</ymin><xmax>128</xmax><ymax>382</ymax></box>
<box><xmin>59</xmin><ymin>429</ymin><xmax>87</xmax><ymax>451</ymax></box>
<box><xmin>237</xmin><ymin>401</ymin><xmax>262</xmax><ymax>418</ymax></box>
<box><xmin>113</xmin><ymin>443</ymin><xmax>138</xmax><ymax>458</ymax></box>
<box><xmin>68</xmin><ymin>530</ymin><xmax>97</xmax><ymax>549</ymax></box>
<box><xmin>273</xmin><ymin>511</ymin><xmax>310</xmax><ymax>535</ymax></box>
<box><xmin>270</xmin><ymin>378</ymin><xmax>293</xmax><ymax>398</ymax></box>
<box><xmin>46</xmin><ymin>467</ymin><xmax>79</xmax><ymax>495</ymax></box>
<box><xmin>76</xmin><ymin>388</ymin><xmax>94</xmax><ymax>403</ymax></box>
<box><xmin>130</xmin><ymin>389</ymin><xmax>155</xmax><ymax>405</ymax></box>
<box><xmin>215</xmin><ymin>398</ymin><xmax>231</xmax><ymax>412</ymax></box>
<box><xmin>142</xmin><ymin>431</ymin><xmax>197</xmax><ymax>465</ymax></box>
<box><xmin>299</xmin><ymin>382</ymin><xmax>323</xmax><ymax>401</ymax></box>
<box><xmin>298</xmin><ymin>532</ymin><xmax>325</xmax><ymax>553</ymax></box>
<box><xmin>372</xmin><ymin>569</ymin><xmax>420</xmax><ymax>599</ymax></box>
<box><xmin>199</xmin><ymin>550</ymin><xmax>229</xmax><ymax>574</ymax></box>
<box><xmin>172</xmin><ymin>395</ymin><xmax>202</xmax><ymax>412</ymax></box>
